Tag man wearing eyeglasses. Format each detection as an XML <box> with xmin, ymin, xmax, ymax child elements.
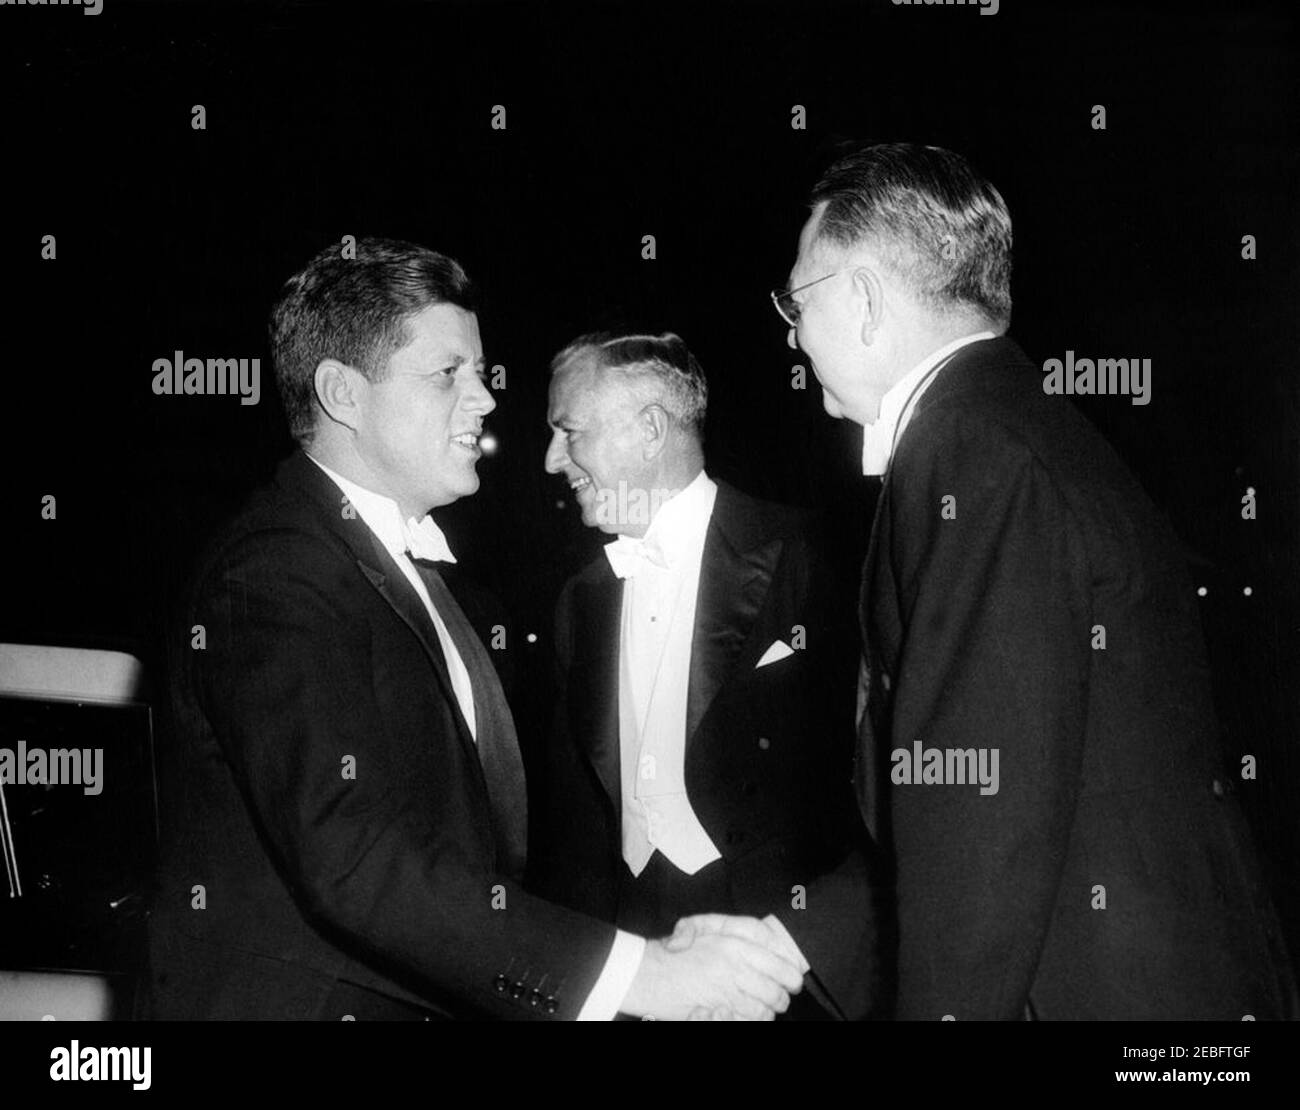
<box><xmin>680</xmin><ymin>142</ymin><xmax>1295</xmax><ymax>1019</ymax></box>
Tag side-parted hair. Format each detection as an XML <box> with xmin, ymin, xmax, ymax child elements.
<box><xmin>269</xmin><ymin>237</ymin><xmax>478</xmax><ymax>444</ymax></box>
<box><xmin>811</xmin><ymin>142</ymin><xmax>1013</xmax><ymax>330</ymax></box>
<box><xmin>550</xmin><ymin>331</ymin><xmax>709</xmax><ymax>438</ymax></box>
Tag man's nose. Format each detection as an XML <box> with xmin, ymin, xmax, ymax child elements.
<box><xmin>463</xmin><ymin>373</ymin><xmax>497</xmax><ymax>415</ymax></box>
<box><xmin>544</xmin><ymin>431</ymin><xmax>568</xmax><ymax>474</ymax></box>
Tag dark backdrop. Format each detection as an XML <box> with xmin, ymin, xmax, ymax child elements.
<box><xmin>1</xmin><ymin>0</ymin><xmax>1296</xmax><ymax>961</ymax></box>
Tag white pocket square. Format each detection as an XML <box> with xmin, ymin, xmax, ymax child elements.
<box><xmin>756</xmin><ymin>640</ymin><xmax>796</xmax><ymax>668</ymax></box>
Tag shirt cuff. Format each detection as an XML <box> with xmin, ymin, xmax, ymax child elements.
<box><xmin>576</xmin><ymin>929</ymin><xmax>647</xmax><ymax>1020</ymax></box>
<box><xmin>763</xmin><ymin>913</ymin><xmax>811</xmax><ymax>975</ymax></box>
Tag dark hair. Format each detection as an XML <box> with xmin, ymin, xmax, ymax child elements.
<box><xmin>810</xmin><ymin>142</ymin><xmax>1012</xmax><ymax>329</ymax></box>
<box><xmin>268</xmin><ymin>237</ymin><xmax>478</xmax><ymax>444</ymax></box>
<box><xmin>550</xmin><ymin>331</ymin><xmax>708</xmax><ymax>437</ymax></box>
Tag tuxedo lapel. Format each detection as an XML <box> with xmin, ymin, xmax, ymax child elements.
<box><xmin>277</xmin><ymin>451</ymin><xmax>480</xmax><ymax>767</ymax></box>
<box><xmin>571</xmin><ymin>569</ymin><xmax>624</xmax><ymax>811</ymax></box>
<box><xmin>407</xmin><ymin>556</ymin><xmax>528</xmax><ymax>878</ymax></box>
<box><xmin>686</xmin><ymin>486</ymin><xmax>782</xmax><ymax>747</ymax></box>
<box><xmin>353</xmin><ymin>542</ymin><xmax>480</xmax><ymax>765</ymax></box>
<box><xmin>569</xmin><ymin>483</ymin><xmax>783</xmax><ymax>800</ymax></box>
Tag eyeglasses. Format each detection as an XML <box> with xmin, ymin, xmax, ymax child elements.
<box><xmin>769</xmin><ymin>271</ymin><xmax>840</xmax><ymax>329</ymax></box>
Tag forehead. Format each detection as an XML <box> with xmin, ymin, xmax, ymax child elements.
<box><xmin>390</xmin><ymin>302</ymin><xmax>482</xmax><ymax>366</ymax></box>
<box><xmin>549</xmin><ymin>361</ymin><xmax>641</xmax><ymax>424</ymax></box>
<box><xmin>548</xmin><ymin>363</ymin><xmax>601</xmax><ymax>420</ymax></box>
<box><xmin>790</xmin><ymin>201</ymin><xmax>833</xmax><ymax>284</ymax></box>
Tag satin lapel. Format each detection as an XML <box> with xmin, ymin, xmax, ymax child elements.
<box><xmin>273</xmin><ymin>450</ymin><xmax>480</xmax><ymax>764</ymax></box>
<box><xmin>354</xmin><ymin>535</ymin><xmax>479</xmax><ymax>765</ymax></box>
<box><xmin>571</xmin><ymin>569</ymin><xmax>623</xmax><ymax>811</ymax></box>
<box><xmin>686</xmin><ymin>516</ymin><xmax>782</xmax><ymax>747</ymax></box>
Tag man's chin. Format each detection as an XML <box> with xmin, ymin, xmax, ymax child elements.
<box><xmin>429</xmin><ymin>473</ymin><xmax>479</xmax><ymax>509</ymax></box>
<box><xmin>579</xmin><ymin>504</ymin><xmax>611</xmax><ymax>533</ymax></box>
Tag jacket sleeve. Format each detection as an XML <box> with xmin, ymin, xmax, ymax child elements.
<box><xmin>193</xmin><ymin>528</ymin><xmax>616</xmax><ymax>1019</ymax></box>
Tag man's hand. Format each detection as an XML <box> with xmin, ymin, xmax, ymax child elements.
<box><xmin>619</xmin><ymin>929</ymin><xmax>804</xmax><ymax>1021</ymax></box>
<box><xmin>667</xmin><ymin>913</ymin><xmax>809</xmax><ymax>973</ymax></box>
<box><xmin>687</xmin><ymin>1005</ymin><xmax>734</xmax><ymax>1020</ymax></box>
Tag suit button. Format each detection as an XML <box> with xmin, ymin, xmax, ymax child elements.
<box><xmin>742</xmin><ymin>780</ymin><xmax>757</xmax><ymax>797</ymax></box>
<box><xmin>544</xmin><ymin>996</ymin><xmax>558</xmax><ymax>1015</ymax></box>
<box><xmin>511</xmin><ymin>980</ymin><xmax>526</xmax><ymax>999</ymax></box>
<box><xmin>529</xmin><ymin>989</ymin><xmax>543</xmax><ymax>1008</ymax></box>
<box><xmin>757</xmin><ymin>737</ymin><xmax>770</xmax><ymax>750</ymax></box>
<box><xmin>493</xmin><ymin>974</ymin><xmax>508</xmax><ymax>994</ymax></box>
<box><xmin>1211</xmin><ymin>778</ymin><xmax>1225</xmax><ymax>798</ymax></box>
<box><xmin>726</xmin><ymin>830</ymin><xmax>745</xmax><ymax>846</ymax></box>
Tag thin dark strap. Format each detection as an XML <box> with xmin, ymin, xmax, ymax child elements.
<box><xmin>886</xmin><ymin>348</ymin><xmax>963</xmax><ymax>472</ymax></box>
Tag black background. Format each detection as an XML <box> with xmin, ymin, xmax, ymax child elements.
<box><xmin>1</xmin><ymin>0</ymin><xmax>1296</xmax><ymax>963</ymax></box>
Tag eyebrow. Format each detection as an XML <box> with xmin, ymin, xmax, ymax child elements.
<box><xmin>406</xmin><ymin>353</ymin><xmax>486</xmax><ymax>375</ymax></box>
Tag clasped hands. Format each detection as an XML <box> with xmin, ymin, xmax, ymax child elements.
<box><xmin>621</xmin><ymin>913</ymin><xmax>807</xmax><ymax>1021</ymax></box>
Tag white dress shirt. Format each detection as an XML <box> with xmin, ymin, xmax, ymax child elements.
<box><xmin>605</xmin><ymin>471</ymin><xmax>722</xmax><ymax>877</ymax></box>
<box><xmin>861</xmin><ymin>331</ymin><xmax>997</xmax><ymax>476</ymax></box>
<box><xmin>307</xmin><ymin>455</ymin><xmax>645</xmax><ymax>1019</ymax></box>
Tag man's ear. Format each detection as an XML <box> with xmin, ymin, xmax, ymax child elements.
<box><xmin>640</xmin><ymin>403</ymin><xmax>671</xmax><ymax>461</ymax></box>
<box><xmin>314</xmin><ymin>359</ymin><xmax>365</xmax><ymax>431</ymax></box>
<box><xmin>852</xmin><ymin>264</ymin><xmax>886</xmax><ymax>347</ymax></box>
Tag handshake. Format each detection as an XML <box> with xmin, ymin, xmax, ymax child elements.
<box><xmin>620</xmin><ymin>913</ymin><xmax>809</xmax><ymax>1021</ymax></box>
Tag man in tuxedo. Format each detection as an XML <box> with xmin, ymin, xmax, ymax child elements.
<box><xmin>146</xmin><ymin>238</ymin><xmax>803</xmax><ymax>1020</ymax></box>
<box><xmin>685</xmin><ymin>142</ymin><xmax>1296</xmax><ymax>1019</ymax></box>
<box><xmin>532</xmin><ymin>332</ymin><xmax>875</xmax><ymax>1018</ymax></box>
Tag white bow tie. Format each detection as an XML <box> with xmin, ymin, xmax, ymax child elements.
<box><xmin>403</xmin><ymin>515</ymin><xmax>457</xmax><ymax>564</ymax></box>
<box><xmin>603</xmin><ymin>533</ymin><xmax>670</xmax><ymax>579</ymax></box>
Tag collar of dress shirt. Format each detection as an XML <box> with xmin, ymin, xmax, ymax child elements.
<box><xmin>604</xmin><ymin>469</ymin><xmax>717</xmax><ymax>574</ymax></box>
<box><xmin>861</xmin><ymin>331</ymin><xmax>997</xmax><ymax>477</ymax></box>
<box><xmin>306</xmin><ymin>454</ymin><xmax>457</xmax><ymax>563</ymax></box>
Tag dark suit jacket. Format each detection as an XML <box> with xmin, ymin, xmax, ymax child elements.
<box><xmin>855</xmin><ymin>335</ymin><xmax>1296</xmax><ymax>1019</ymax></box>
<box><xmin>147</xmin><ymin>451</ymin><xmax>615</xmax><ymax>1020</ymax></box>
<box><xmin>530</xmin><ymin>480</ymin><xmax>877</xmax><ymax>1017</ymax></box>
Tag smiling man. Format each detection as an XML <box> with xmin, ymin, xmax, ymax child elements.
<box><xmin>147</xmin><ymin>240</ymin><xmax>803</xmax><ymax>1021</ymax></box>
<box><xmin>531</xmin><ymin>332</ymin><xmax>875</xmax><ymax>1019</ymax></box>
